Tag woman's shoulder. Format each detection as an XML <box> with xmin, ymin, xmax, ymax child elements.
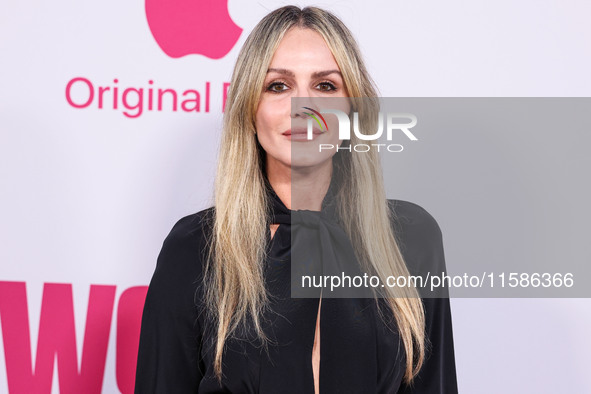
<box><xmin>153</xmin><ymin>207</ymin><xmax>215</xmax><ymax>282</ymax></box>
<box><xmin>385</xmin><ymin>199</ymin><xmax>446</xmax><ymax>277</ymax></box>
<box><xmin>387</xmin><ymin>199</ymin><xmax>443</xmax><ymax>238</ymax></box>
<box><xmin>163</xmin><ymin>207</ymin><xmax>215</xmax><ymax>246</ymax></box>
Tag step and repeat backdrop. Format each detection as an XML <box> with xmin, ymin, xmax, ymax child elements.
<box><xmin>1</xmin><ymin>1</ymin><xmax>590</xmax><ymax>393</ymax></box>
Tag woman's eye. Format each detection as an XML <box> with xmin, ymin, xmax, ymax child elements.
<box><xmin>267</xmin><ymin>82</ymin><xmax>289</xmax><ymax>93</ymax></box>
<box><xmin>317</xmin><ymin>81</ymin><xmax>337</xmax><ymax>92</ymax></box>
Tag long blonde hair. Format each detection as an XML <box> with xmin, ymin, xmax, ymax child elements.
<box><xmin>205</xmin><ymin>5</ymin><xmax>425</xmax><ymax>384</ymax></box>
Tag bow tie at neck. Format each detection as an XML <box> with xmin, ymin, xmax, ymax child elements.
<box><xmin>260</xmin><ymin>180</ymin><xmax>388</xmax><ymax>392</ymax></box>
<box><xmin>267</xmin><ymin>179</ymin><xmax>340</xmax><ymax>226</ymax></box>
<box><xmin>265</xmin><ymin>180</ymin><xmax>375</xmax><ymax>299</ymax></box>
<box><xmin>272</xmin><ymin>208</ymin><xmax>336</xmax><ymax>228</ymax></box>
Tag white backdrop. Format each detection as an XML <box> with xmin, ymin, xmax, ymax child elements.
<box><xmin>1</xmin><ymin>0</ymin><xmax>590</xmax><ymax>393</ymax></box>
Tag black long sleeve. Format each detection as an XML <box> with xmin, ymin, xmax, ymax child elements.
<box><xmin>135</xmin><ymin>213</ymin><xmax>209</xmax><ymax>393</ymax></box>
<box><xmin>391</xmin><ymin>200</ymin><xmax>458</xmax><ymax>393</ymax></box>
<box><xmin>134</xmin><ymin>195</ymin><xmax>458</xmax><ymax>393</ymax></box>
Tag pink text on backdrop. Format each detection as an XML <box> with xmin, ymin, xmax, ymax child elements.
<box><xmin>65</xmin><ymin>77</ymin><xmax>232</xmax><ymax>118</ymax></box>
<box><xmin>0</xmin><ymin>281</ymin><xmax>148</xmax><ymax>394</ymax></box>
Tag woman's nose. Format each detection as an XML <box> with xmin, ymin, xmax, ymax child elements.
<box><xmin>290</xmin><ymin>104</ymin><xmax>308</xmax><ymax>119</ymax></box>
<box><xmin>290</xmin><ymin>96</ymin><xmax>321</xmax><ymax>119</ymax></box>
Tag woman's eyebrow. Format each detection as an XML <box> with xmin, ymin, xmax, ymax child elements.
<box><xmin>311</xmin><ymin>70</ymin><xmax>342</xmax><ymax>78</ymax></box>
<box><xmin>267</xmin><ymin>68</ymin><xmax>294</xmax><ymax>76</ymax></box>
<box><xmin>267</xmin><ymin>68</ymin><xmax>342</xmax><ymax>78</ymax></box>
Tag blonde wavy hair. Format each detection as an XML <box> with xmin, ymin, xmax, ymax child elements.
<box><xmin>204</xmin><ymin>5</ymin><xmax>425</xmax><ymax>385</ymax></box>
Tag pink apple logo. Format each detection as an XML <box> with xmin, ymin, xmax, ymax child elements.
<box><xmin>145</xmin><ymin>0</ymin><xmax>242</xmax><ymax>59</ymax></box>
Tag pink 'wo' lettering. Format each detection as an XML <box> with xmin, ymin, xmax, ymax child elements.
<box><xmin>0</xmin><ymin>281</ymin><xmax>116</xmax><ymax>394</ymax></box>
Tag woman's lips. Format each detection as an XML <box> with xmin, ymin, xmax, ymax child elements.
<box><xmin>283</xmin><ymin>127</ymin><xmax>324</xmax><ymax>141</ymax></box>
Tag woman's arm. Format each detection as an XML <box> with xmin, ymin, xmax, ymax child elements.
<box><xmin>389</xmin><ymin>200</ymin><xmax>459</xmax><ymax>393</ymax></box>
<box><xmin>134</xmin><ymin>212</ymin><xmax>210</xmax><ymax>393</ymax></box>
<box><xmin>397</xmin><ymin>297</ymin><xmax>458</xmax><ymax>393</ymax></box>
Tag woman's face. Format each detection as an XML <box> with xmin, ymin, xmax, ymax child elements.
<box><xmin>255</xmin><ymin>27</ymin><xmax>350</xmax><ymax>172</ymax></box>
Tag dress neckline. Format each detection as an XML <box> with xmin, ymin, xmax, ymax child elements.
<box><xmin>265</xmin><ymin>176</ymin><xmax>339</xmax><ymax>224</ymax></box>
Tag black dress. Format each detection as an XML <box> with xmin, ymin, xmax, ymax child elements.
<box><xmin>134</xmin><ymin>182</ymin><xmax>458</xmax><ymax>393</ymax></box>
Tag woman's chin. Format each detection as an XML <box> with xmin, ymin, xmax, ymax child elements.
<box><xmin>289</xmin><ymin>154</ymin><xmax>335</xmax><ymax>170</ymax></box>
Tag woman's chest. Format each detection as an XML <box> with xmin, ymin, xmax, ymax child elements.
<box><xmin>197</xmin><ymin>271</ymin><xmax>405</xmax><ymax>393</ymax></box>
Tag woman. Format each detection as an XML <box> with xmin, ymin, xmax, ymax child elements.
<box><xmin>135</xmin><ymin>5</ymin><xmax>457</xmax><ymax>393</ymax></box>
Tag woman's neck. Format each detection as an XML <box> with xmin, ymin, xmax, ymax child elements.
<box><xmin>266</xmin><ymin>158</ymin><xmax>332</xmax><ymax>211</ymax></box>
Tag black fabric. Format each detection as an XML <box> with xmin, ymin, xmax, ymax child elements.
<box><xmin>277</xmin><ymin>185</ymin><xmax>374</xmax><ymax>300</ymax></box>
<box><xmin>135</xmin><ymin>183</ymin><xmax>458</xmax><ymax>393</ymax></box>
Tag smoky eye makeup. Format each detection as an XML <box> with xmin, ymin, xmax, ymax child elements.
<box><xmin>265</xmin><ymin>80</ymin><xmax>290</xmax><ymax>93</ymax></box>
<box><xmin>262</xmin><ymin>74</ymin><xmax>342</xmax><ymax>94</ymax></box>
<box><xmin>316</xmin><ymin>80</ymin><xmax>338</xmax><ymax>91</ymax></box>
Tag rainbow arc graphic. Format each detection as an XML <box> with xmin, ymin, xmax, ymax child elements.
<box><xmin>302</xmin><ymin>107</ymin><xmax>328</xmax><ymax>132</ymax></box>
